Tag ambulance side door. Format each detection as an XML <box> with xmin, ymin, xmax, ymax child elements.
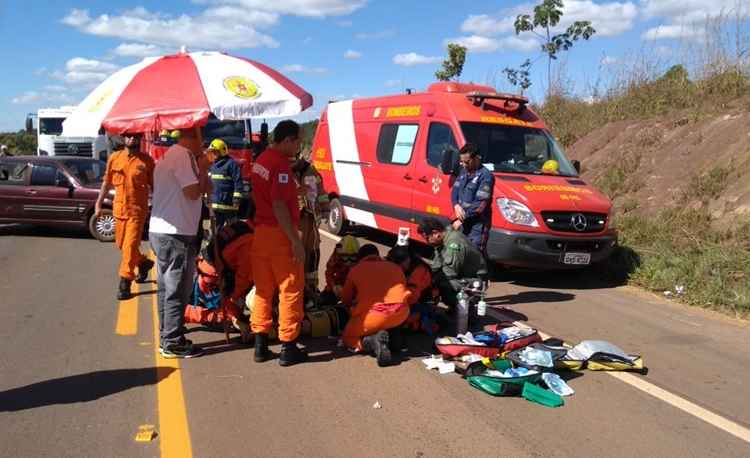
<box><xmin>411</xmin><ymin>121</ymin><xmax>460</xmax><ymax>224</ymax></box>
<box><xmin>363</xmin><ymin>122</ymin><xmax>419</xmax><ymax>228</ymax></box>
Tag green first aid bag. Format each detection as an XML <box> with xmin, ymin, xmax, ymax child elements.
<box><xmin>467</xmin><ymin>371</ymin><xmax>542</xmax><ymax>397</ymax></box>
<box><xmin>521</xmin><ymin>382</ymin><xmax>564</xmax><ymax>408</ymax></box>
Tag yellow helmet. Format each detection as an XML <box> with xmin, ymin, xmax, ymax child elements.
<box><xmin>159</xmin><ymin>129</ymin><xmax>170</xmax><ymax>137</ymax></box>
<box><xmin>169</xmin><ymin>130</ymin><xmax>181</xmax><ymax>140</ymax></box>
<box><xmin>209</xmin><ymin>138</ymin><xmax>228</xmax><ymax>156</ymax></box>
<box><xmin>542</xmin><ymin>159</ymin><xmax>560</xmax><ymax>175</ymax></box>
<box><xmin>338</xmin><ymin>235</ymin><xmax>360</xmax><ymax>256</ymax></box>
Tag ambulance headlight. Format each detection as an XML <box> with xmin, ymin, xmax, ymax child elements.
<box><xmin>496</xmin><ymin>198</ymin><xmax>539</xmax><ymax>227</ymax></box>
<box><xmin>607</xmin><ymin>207</ymin><xmax>616</xmax><ymax>229</ymax></box>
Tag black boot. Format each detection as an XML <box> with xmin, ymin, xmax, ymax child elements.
<box><xmin>254</xmin><ymin>333</ymin><xmax>271</xmax><ymax>363</ymax></box>
<box><xmin>361</xmin><ymin>334</ymin><xmax>377</xmax><ymax>354</ymax></box>
<box><xmin>135</xmin><ymin>259</ymin><xmax>155</xmax><ymax>283</ymax></box>
<box><xmin>363</xmin><ymin>331</ymin><xmax>392</xmax><ymax>367</ymax></box>
<box><xmin>117</xmin><ymin>278</ymin><xmax>132</xmax><ymax>300</ymax></box>
<box><xmin>279</xmin><ymin>340</ymin><xmax>308</xmax><ymax>367</ymax></box>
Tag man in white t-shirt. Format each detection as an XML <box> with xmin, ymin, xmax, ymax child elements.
<box><xmin>149</xmin><ymin>127</ymin><xmax>212</xmax><ymax>358</ymax></box>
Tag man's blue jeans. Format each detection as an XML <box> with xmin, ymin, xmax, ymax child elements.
<box><xmin>149</xmin><ymin>232</ymin><xmax>197</xmax><ymax>348</ymax></box>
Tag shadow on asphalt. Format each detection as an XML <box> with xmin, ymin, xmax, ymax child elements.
<box><xmin>198</xmin><ymin>337</ymin><xmax>253</xmax><ymax>356</ymax></box>
<box><xmin>300</xmin><ymin>337</ymin><xmax>337</xmax><ymax>363</ymax></box>
<box><xmin>0</xmin><ymin>367</ymin><xmax>175</xmax><ymax>412</ymax></box>
<box><xmin>133</xmin><ymin>289</ymin><xmax>158</xmax><ymax>297</ymax></box>
<box><xmin>484</xmin><ymin>290</ymin><xmax>576</xmax><ymax>306</ymax></box>
<box><xmin>0</xmin><ymin>223</ymin><xmax>91</xmax><ymax>240</ymax></box>
<box><xmin>497</xmin><ymin>268</ymin><xmax>627</xmax><ymax>290</ymax></box>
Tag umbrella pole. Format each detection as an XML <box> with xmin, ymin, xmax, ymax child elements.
<box><xmin>197</xmin><ymin>126</ymin><xmax>230</xmax><ymax>344</ymax></box>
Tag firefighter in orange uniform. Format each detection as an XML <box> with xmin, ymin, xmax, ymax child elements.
<box><xmin>387</xmin><ymin>245</ymin><xmax>439</xmax><ymax>335</ymax></box>
<box><xmin>183</xmin><ymin>221</ymin><xmax>254</xmax><ymax>342</ymax></box>
<box><xmin>249</xmin><ymin>120</ymin><xmax>308</xmax><ymax>366</ymax></box>
<box><xmin>340</xmin><ymin>244</ymin><xmax>412</xmax><ymax>367</ymax></box>
<box><xmin>96</xmin><ymin>133</ymin><xmax>155</xmax><ymax>300</ymax></box>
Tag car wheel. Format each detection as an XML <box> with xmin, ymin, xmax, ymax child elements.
<box><xmin>326</xmin><ymin>198</ymin><xmax>349</xmax><ymax>235</ymax></box>
<box><xmin>89</xmin><ymin>209</ymin><xmax>116</xmax><ymax>242</ymax></box>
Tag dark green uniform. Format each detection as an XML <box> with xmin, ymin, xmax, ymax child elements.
<box><xmin>430</xmin><ymin>228</ymin><xmax>488</xmax><ymax>308</ymax></box>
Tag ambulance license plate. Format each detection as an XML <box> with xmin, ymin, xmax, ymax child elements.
<box><xmin>563</xmin><ymin>252</ymin><xmax>591</xmax><ymax>265</ymax></box>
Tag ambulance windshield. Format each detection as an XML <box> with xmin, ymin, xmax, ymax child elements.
<box><xmin>460</xmin><ymin>123</ymin><xmax>578</xmax><ymax>177</ymax></box>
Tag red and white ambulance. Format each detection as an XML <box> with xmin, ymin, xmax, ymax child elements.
<box><xmin>311</xmin><ymin>82</ymin><xmax>617</xmax><ymax>269</ymax></box>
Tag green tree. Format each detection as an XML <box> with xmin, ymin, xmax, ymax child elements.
<box><xmin>0</xmin><ymin>130</ymin><xmax>37</xmax><ymax>155</ymax></box>
<box><xmin>658</xmin><ymin>64</ymin><xmax>690</xmax><ymax>84</ymax></box>
<box><xmin>435</xmin><ymin>43</ymin><xmax>467</xmax><ymax>81</ymax></box>
<box><xmin>502</xmin><ymin>59</ymin><xmax>533</xmax><ymax>94</ymax></box>
<box><xmin>503</xmin><ymin>0</ymin><xmax>596</xmax><ymax>95</ymax></box>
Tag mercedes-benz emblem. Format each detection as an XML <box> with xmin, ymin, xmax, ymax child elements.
<box><xmin>67</xmin><ymin>144</ymin><xmax>79</xmax><ymax>155</ymax></box>
<box><xmin>570</xmin><ymin>213</ymin><xmax>588</xmax><ymax>231</ymax></box>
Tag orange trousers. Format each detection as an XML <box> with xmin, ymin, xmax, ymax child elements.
<box><xmin>250</xmin><ymin>226</ymin><xmax>304</xmax><ymax>342</ymax></box>
<box><xmin>115</xmin><ymin>216</ymin><xmax>146</xmax><ymax>280</ymax></box>
<box><xmin>342</xmin><ymin>305</ymin><xmax>409</xmax><ymax>351</ymax></box>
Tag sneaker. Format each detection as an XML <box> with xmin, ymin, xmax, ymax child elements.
<box><xmin>161</xmin><ymin>341</ymin><xmax>203</xmax><ymax>359</ymax></box>
<box><xmin>135</xmin><ymin>259</ymin><xmax>155</xmax><ymax>283</ymax></box>
<box><xmin>159</xmin><ymin>338</ymin><xmax>193</xmax><ymax>355</ymax></box>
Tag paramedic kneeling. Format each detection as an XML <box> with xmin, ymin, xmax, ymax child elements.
<box><xmin>250</xmin><ymin>120</ymin><xmax>308</xmax><ymax>367</ymax></box>
<box><xmin>418</xmin><ymin>217</ymin><xmax>487</xmax><ymax>312</ymax></box>
<box><xmin>451</xmin><ymin>143</ymin><xmax>495</xmax><ymax>253</ymax></box>
<box><xmin>341</xmin><ymin>244</ymin><xmax>412</xmax><ymax>367</ymax></box>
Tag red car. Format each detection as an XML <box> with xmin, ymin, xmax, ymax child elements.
<box><xmin>0</xmin><ymin>156</ymin><xmax>116</xmax><ymax>241</ymax></box>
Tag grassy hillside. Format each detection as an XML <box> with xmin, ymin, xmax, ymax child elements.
<box><xmin>546</xmin><ymin>66</ymin><xmax>750</xmax><ymax>315</ymax></box>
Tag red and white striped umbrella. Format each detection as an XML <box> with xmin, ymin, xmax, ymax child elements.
<box><xmin>63</xmin><ymin>51</ymin><xmax>313</xmax><ymax>136</ymax></box>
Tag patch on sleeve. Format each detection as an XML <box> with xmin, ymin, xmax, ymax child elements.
<box><xmin>278</xmin><ymin>173</ymin><xmax>289</xmax><ymax>184</ymax></box>
<box><xmin>476</xmin><ymin>190</ymin><xmax>490</xmax><ymax>199</ymax></box>
<box><xmin>448</xmin><ymin>242</ymin><xmax>460</xmax><ymax>250</ymax></box>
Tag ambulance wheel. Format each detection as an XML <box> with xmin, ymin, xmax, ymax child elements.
<box><xmin>89</xmin><ymin>209</ymin><xmax>116</xmax><ymax>243</ymax></box>
<box><xmin>326</xmin><ymin>198</ymin><xmax>349</xmax><ymax>235</ymax></box>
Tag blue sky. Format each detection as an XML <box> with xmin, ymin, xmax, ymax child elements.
<box><xmin>1</xmin><ymin>0</ymin><xmax>747</xmax><ymax>132</ymax></box>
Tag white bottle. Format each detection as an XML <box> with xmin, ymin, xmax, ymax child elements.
<box><xmin>477</xmin><ymin>299</ymin><xmax>487</xmax><ymax>317</ymax></box>
<box><xmin>456</xmin><ymin>291</ymin><xmax>469</xmax><ymax>335</ymax></box>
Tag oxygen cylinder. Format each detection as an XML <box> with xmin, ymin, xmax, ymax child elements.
<box><xmin>456</xmin><ymin>290</ymin><xmax>469</xmax><ymax>335</ymax></box>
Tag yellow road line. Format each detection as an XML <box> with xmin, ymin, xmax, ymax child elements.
<box><xmin>608</xmin><ymin>371</ymin><xmax>750</xmax><ymax>443</ymax></box>
<box><xmin>150</xmin><ymin>254</ymin><xmax>194</xmax><ymax>458</ymax></box>
<box><xmin>317</xmin><ymin>229</ymin><xmax>750</xmax><ymax>444</ymax></box>
<box><xmin>115</xmin><ymin>292</ymin><xmax>139</xmax><ymax>336</ymax></box>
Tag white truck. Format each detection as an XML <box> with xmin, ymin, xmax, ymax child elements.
<box><xmin>27</xmin><ymin>107</ymin><xmax>110</xmax><ymax>160</ymax></box>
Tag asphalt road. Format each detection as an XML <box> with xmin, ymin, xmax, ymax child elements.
<box><xmin>1</xmin><ymin>223</ymin><xmax>749</xmax><ymax>458</ymax></box>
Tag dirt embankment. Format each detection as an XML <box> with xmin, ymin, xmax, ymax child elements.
<box><xmin>567</xmin><ymin>97</ymin><xmax>750</xmax><ymax>226</ymax></box>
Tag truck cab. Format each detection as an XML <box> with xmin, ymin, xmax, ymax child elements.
<box><xmin>312</xmin><ymin>82</ymin><xmax>617</xmax><ymax>269</ymax></box>
<box><xmin>30</xmin><ymin>107</ymin><xmax>110</xmax><ymax>161</ymax></box>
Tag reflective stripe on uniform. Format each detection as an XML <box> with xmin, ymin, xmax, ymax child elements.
<box><xmin>209</xmin><ymin>173</ymin><xmax>232</xmax><ymax>180</ymax></box>
<box><xmin>232</xmin><ymin>192</ymin><xmax>243</xmax><ymax>198</ymax></box>
<box><xmin>211</xmin><ymin>203</ymin><xmax>240</xmax><ymax>210</ymax></box>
